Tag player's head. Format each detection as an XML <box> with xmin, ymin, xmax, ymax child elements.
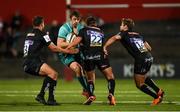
<box><xmin>70</xmin><ymin>10</ymin><xmax>81</xmax><ymax>28</ymax></box>
<box><xmin>120</xmin><ymin>18</ymin><xmax>135</xmax><ymax>32</ymax></box>
<box><xmin>86</xmin><ymin>16</ymin><xmax>97</xmax><ymax>27</ymax></box>
<box><xmin>32</xmin><ymin>16</ymin><xmax>44</xmax><ymax>31</ymax></box>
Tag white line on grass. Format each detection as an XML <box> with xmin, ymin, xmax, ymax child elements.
<box><xmin>1</xmin><ymin>94</ymin><xmax>180</xmax><ymax>105</ymax></box>
<box><xmin>2</xmin><ymin>94</ymin><xmax>180</xmax><ymax>98</ymax></box>
<box><xmin>0</xmin><ymin>90</ymin><xmax>139</xmax><ymax>94</ymax></box>
<box><xmin>1</xmin><ymin>111</ymin><xmax>179</xmax><ymax>112</ymax></box>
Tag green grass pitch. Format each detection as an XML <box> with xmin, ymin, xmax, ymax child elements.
<box><xmin>0</xmin><ymin>79</ymin><xmax>179</xmax><ymax>111</ymax></box>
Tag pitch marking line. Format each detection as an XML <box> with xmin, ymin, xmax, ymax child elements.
<box><xmin>0</xmin><ymin>90</ymin><xmax>140</xmax><ymax>94</ymax></box>
<box><xmin>0</xmin><ymin>94</ymin><xmax>180</xmax><ymax>105</ymax></box>
<box><xmin>0</xmin><ymin>111</ymin><xmax>179</xmax><ymax>112</ymax></box>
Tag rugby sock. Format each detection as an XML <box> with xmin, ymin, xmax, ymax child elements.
<box><xmin>108</xmin><ymin>79</ymin><xmax>115</xmax><ymax>95</ymax></box>
<box><xmin>87</xmin><ymin>81</ymin><xmax>95</xmax><ymax>96</ymax></box>
<box><xmin>140</xmin><ymin>84</ymin><xmax>158</xmax><ymax>99</ymax></box>
<box><xmin>47</xmin><ymin>77</ymin><xmax>57</xmax><ymax>101</ymax></box>
<box><xmin>145</xmin><ymin>77</ymin><xmax>160</xmax><ymax>93</ymax></box>
<box><xmin>77</xmin><ymin>76</ymin><xmax>88</xmax><ymax>90</ymax></box>
<box><xmin>39</xmin><ymin>77</ymin><xmax>50</xmax><ymax>97</ymax></box>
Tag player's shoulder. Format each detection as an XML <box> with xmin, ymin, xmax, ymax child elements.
<box><xmin>77</xmin><ymin>23</ymin><xmax>84</xmax><ymax>28</ymax></box>
<box><xmin>59</xmin><ymin>22</ymin><xmax>72</xmax><ymax>32</ymax></box>
<box><xmin>77</xmin><ymin>23</ymin><xmax>84</xmax><ymax>30</ymax></box>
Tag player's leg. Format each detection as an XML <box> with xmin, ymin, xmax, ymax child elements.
<box><xmin>86</xmin><ymin>71</ymin><xmax>95</xmax><ymax>97</ymax></box>
<box><xmin>69</xmin><ymin>61</ymin><xmax>88</xmax><ymax>94</ymax></box>
<box><xmin>133</xmin><ymin>59</ymin><xmax>164</xmax><ymax>105</ymax></box>
<box><xmin>145</xmin><ymin>76</ymin><xmax>164</xmax><ymax>98</ymax></box>
<box><xmin>98</xmin><ymin>58</ymin><xmax>116</xmax><ymax>105</ymax></box>
<box><xmin>134</xmin><ymin>74</ymin><xmax>158</xmax><ymax>99</ymax></box>
<box><xmin>83</xmin><ymin>70</ymin><xmax>96</xmax><ymax>105</ymax></box>
<box><xmin>101</xmin><ymin>67</ymin><xmax>116</xmax><ymax>105</ymax></box>
<box><xmin>83</xmin><ymin>60</ymin><xmax>96</xmax><ymax>105</ymax></box>
<box><xmin>59</xmin><ymin>54</ymin><xmax>88</xmax><ymax>94</ymax></box>
<box><xmin>23</xmin><ymin>60</ymin><xmax>47</xmax><ymax>105</ymax></box>
<box><xmin>38</xmin><ymin>63</ymin><xmax>59</xmax><ymax>105</ymax></box>
<box><xmin>143</xmin><ymin>60</ymin><xmax>164</xmax><ymax>98</ymax></box>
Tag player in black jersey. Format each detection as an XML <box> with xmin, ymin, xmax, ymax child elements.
<box><xmin>66</xmin><ymin>16</ymin><xmax>116</xmax><ymax>105</ymax></box>
<box><xmin>23</xmin><ymin>16</ymin><xmax>78</xmax><ymax>105</ymax></box>
<box><xmin>104</xmin><ymin>18</ymin><xmax>164</xmax><ymax>105</ymax></box>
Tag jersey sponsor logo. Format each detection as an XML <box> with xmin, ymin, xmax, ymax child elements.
<box><xmin>43</xmin><ymin>35</ymin><xmax>51</xmax><ymax>42</ymax></box>
<box><xmin>87</xmin><ymin>30</ymin><xmax>104</xmax><ymax>47</ymax></box>
<box><xmin>85</xmin><ymin>54</ymin><xmax>101</xmax><ymax>60</ymax></box>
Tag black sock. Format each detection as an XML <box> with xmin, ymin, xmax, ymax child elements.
<box><xmin>77</xmin><ymin>76</ymin><xmax>88</xmax><ymax>90</ymax></box>
<box><xmin>145</xmin><ymin>77</ymin><xmax>160</xmax><ymax>93</ymax></box>
<box><xmin>39</xmin><ymin>77</ymin><xmax>50</xmax><ymax>97</ymax></box>
<box><xmin>140</xmin><ymin>84</ymin><xmax>158</xmax><ymax>99</ymax></box>
<box><xmin>108</xmin><ymin>79</ymin><xmax>115</xmax><ymax>95</ymax></box>
<box><xmin>47</xmin><ymin>77</ymin><xmax>57</xmax><ymax>101</ymax></box>
<box><xmin>87</xmin><ymin>81</ymin><xmax>95</xmax><ymax>96</ymax></box>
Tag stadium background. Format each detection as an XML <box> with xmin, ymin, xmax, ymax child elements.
<box><xmin>0</xmin><ymin>0</ymin><xmax>180</xmax><ymax>79</ymax></box>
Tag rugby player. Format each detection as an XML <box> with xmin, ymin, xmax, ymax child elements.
<box><xmin>23</xmin><ymin>16</ymin><xmax>78</xmax><ymax>105</ymax></box>
<box><xmin>57</xmin><ymin>10</ymin><xmax>89</xmax><ymax>98</ymax></box>
<box><xmin>66</xmin><ymin>16</ymin><xmax>116</xmax><ymax>105</ymax></box>
<box><xmin>103</xmin><ymin>18</ymin><xmax>164</xmax><ymax>105</ymax></box>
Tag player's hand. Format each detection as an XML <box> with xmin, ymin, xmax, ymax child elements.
<box><xmin>103</xmin><ymin>47</ymin><xmax>108</xmax><ymax>55</ymax></box>
<box><xmin>67</xmin><ymin>48</ymin><xmax>79</xmax><ymax>54</ymax></box>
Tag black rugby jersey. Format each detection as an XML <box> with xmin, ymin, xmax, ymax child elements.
<box><xmin>23</xmin><ymin>29</ymin><xmax>51</xmax><ymax>59</ymax></box>
<box><xmin>118</xmin><ymin>31</ymin><xmax>152</xmax><ymax>59</ymax></box>
<box><xmin>78</xmin><ymin>26</ymin><xmax>104</xmax><ymax>60</ymax></box>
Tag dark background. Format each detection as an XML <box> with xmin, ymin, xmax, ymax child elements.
<box><xmin>0</xmin><ymin>0</ymin><xmax>180</xmax><ymax>79</ymax></box>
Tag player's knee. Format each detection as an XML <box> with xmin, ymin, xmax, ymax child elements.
<box><xmin>135</xmin><ymin>83</ymin><xmax>144</xmax><ymax>89</ymax></box>
<box><xmin>71</xmin><ymin>65</ymin><xmax>81</xmax><ymax>75</ymax></box>
<box><xmin>107</xmin><ymin>74</ymin><xmax>114</xmax><ymax>80</ymax></box>
<box><xmin>49</xmin><ymin>72</ymin><xmax>58</xmax><ymax>80</ymax></box>
<box><xmin>136</xmin><ymin>84</ymin><xmax>141</xmax><ymax>89</ymax></box>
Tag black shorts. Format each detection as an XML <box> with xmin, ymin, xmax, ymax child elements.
<box><xmin>134</xmin><ymin>57</ymin><xmax>153</xmax><ymax>75</ymax></box>
<box><xmin>23</xmin><ymin>58</ymin><xmax>44</xmax><ymax>76</ymax></box>
<box><xmin>83</xmin><ymin>57</ymin><xmax>110</xmax><ymax>72</ymax></box>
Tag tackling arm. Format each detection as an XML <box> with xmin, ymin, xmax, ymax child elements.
<box><xmin>48</xmin><ymin>42</ymin><xmax>79</xmax><ymax>54</ymax></box>
<box><xmin>57</xmin><ymin>38</ymin><xmax>69</xmax><ymax>48</ymax></box>
<box><xmin>66</xmin><ymin>36</ymin><xmax>82</xmax><ymax>49</ymax></box>
<box><xmin>103</xmin><ymin>35</ymin><xmax>120</xmax><ymax>55</ymax></box>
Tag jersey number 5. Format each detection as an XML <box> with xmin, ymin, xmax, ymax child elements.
<box><xmin>23</xmin><ymin>40</ymin><xmax>33</xmax><ymax>57</ymax></box>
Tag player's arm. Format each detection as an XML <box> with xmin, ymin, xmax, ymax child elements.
<box><xmin>57</xmin><ymin>38</ymin><xmax>69</xmax><ymax>48</ymax></box>
<box><xmin>103</xmin><ymin>35</ymin><xmax>121</xmax><ymax>55</ymax></box>
<box><xmin>48</xmin><ymin>42</ymin><xmax>79</xmax><ymax>54</ymax></box>
<box><xmin>144</xmin><ymin>41</ymin><xmax>152</xmax><ymax>51</ymax></box>
<box><xmin>66</xmin><ymin>36</ymin><xmax>82</xmax><ymax>49</ymax></box>
<box><xmin>57</xmin><ymin>26</ymin><xmax>69</xmax><ymax>48</ymax></box>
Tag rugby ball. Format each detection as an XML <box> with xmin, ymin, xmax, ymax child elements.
<box><xmin>66</xmin><ymin>32</ymin><xmax>77</xmax><ymax>43</ymax></box>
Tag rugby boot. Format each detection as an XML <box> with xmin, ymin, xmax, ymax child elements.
<box><xmin>108</xmin><ymin>94</ymin><xmax>116</xmax><ymax>105</ymax></box>
<box><xmin>35</xmin><ymin>94</ymin><xmax>46</xmax><ymax>105</ymax></box>
<box><xmin>152</xmin><ymin>96</ymin><xmax>163</xmax><ymax>105</ymax></box>
<box><xmin>47</xmin><ymin>99</ymin><xmax>59</xmax><ymax>106</ymax></box>
<box><xmin>83</xmin><ymin>95</ymin><xmax>96</xmax><ymax>105</ymax></box>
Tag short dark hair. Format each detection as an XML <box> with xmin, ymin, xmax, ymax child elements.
<box><xmin>121</xmin><ymin>18</ymin><xmax>135</xmax><ymax>31</ymax></box>
<box><xmin>86</xmin><ymin>16</ymin><xmax>97</xmax><ymax>26</ymax></box>
<box><xmin>70</xmin><ymin>10</ymin><xmax>80</xmax><ymax>18</ymax></box>
<box><xmin>32</xmin><ymin>16</ymin><xmax>44</xmax><ymax>27</ymax></box>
